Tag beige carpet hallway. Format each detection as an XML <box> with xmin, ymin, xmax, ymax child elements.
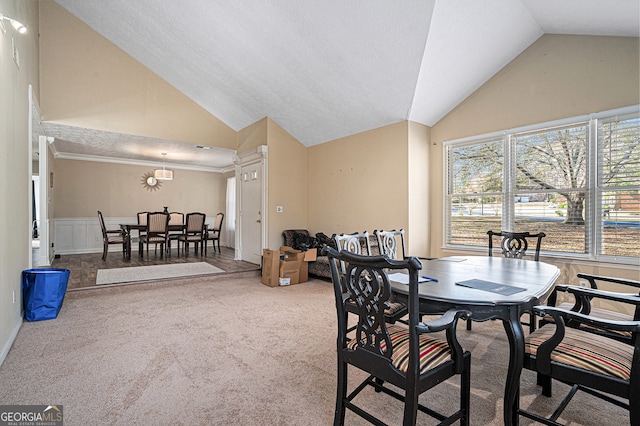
<box><xmin>0</xmin><ymin>273</ymin><xmax>628</xmax><ymax>425</ymax></box>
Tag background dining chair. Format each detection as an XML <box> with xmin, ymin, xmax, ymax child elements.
<box><xmin>177</xmin><ymin>212</ymin><xmax>206</xmax><ymax>255</ymax></box>
<box><xmin>541</xmin><ymin>273</ymin><xmax>640</xmax><ymax>344</ymax></box>
<box><xmin>97</xmin><ymin>210</ymin><xmax>128</xmax><ymax>261</ymax></box>
<box><xmin>334</xmin><ymin>231</ymin><xmax>408</xmax><ymax>326</ymax></box>
<box><xmin>139</xmin><ymin>212</ymin><xmax>170</xmax><ymax>257</ymax></box>
<box><xmin>204</xmin><ymin>212</ymin><xmax>224</xmax><ymax>254</ymax></box>
<box><xmin>324</xmin><ymin>246</ymin><xmax>471</xmax><ymax>425</ymax></box>
<box><xmin>520</xmin><ymin>302</ymin><xmax>640</xmax><ymax>425</ymax></box>
<box><xmin>469</xmin><ymin>230</ymin><xmax>547</xmax><ymax>331</ymax></box>
<box><xmin>374</xmin><ymin>228</ymin><xmax>435</xmax><ymax>262</ymax></box>
<box><xmin>374</xmin><ymin>229</ymin><xmax>406</xmax><ymax>260</ymax></box>
<box><xmin>488</xmin><ymin>230</ymin><xmax>546</xmax><ymax>261</ymax></box>
<box><xmin>166</xmin><ymin>211</ymin><xmax>184</xmax><ymax>255</ymax></box>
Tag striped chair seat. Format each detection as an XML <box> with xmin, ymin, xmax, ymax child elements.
<box><xmin>551</xmin><ymin>302</ymin><xmax>633</xmax><ymax>338</ymax></box>
<box><xmin>109</xmin><ymin>235</ymin><xmax>126</xmax><ymax>243</ymax></box>
<box><xmin>525</xmin><ymin>325</ymin><xmax>633</xmax><ymax>380</ymax></box>
<box><xmin>386</xmin><ymin>302</ymin><xmax>406</xmax><ymax>316</ymax></box>
<box><xmin>347</xmin><ymin>324</ymin><xmax>452</xmax><ymax>374</ymax></box>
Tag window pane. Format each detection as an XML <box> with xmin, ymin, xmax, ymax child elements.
<box><xmin>599</xmin><ymin>116</ymin><xmax>640</xmax><ymax>187</ymax></box>
<box><xmin>514</xmin><ymin>125</ymin><xmax>588</xmax><ymax>225</ymax></box>
<box><xmin>449</xmin><ymin>195</ymin><xmax>503</xmax><ymax>247</ymax></box>
<box><xmin>450</xmin><ymin>141</ymin><xmax>503</xmax><ymax>194</ymax></box>
<box><xmin>514</xmin><ymin>192</ymin><xmax>587</xmax><ymax>254</ymax></box>
<box><xmin>601</xmin><ymin>191</ymin><xmax>640</xmax><ymax>257</ymax></box>
<box><xmin>598</xmin><ymin>115</ymin><xmax>640</xmax><ymax>258</ymax></box>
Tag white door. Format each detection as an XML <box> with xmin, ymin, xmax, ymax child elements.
<box><xmin>239</xmin><ymin>164</ymin><xmax>263</xmax><ymax>264</ymax></box>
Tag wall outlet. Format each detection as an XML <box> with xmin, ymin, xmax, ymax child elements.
<box><xmin>579</xmin><ymin>280</ymin><xmax>589</xmax><ymax>288</ymax></box>
<box><xmin>276</xmin><ymin>206</ymin><xmax>284</xmax><ymax>213</ymax></box>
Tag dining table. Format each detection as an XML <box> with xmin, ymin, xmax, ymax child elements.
<box><xmin>119</xmin><ymin>223</ymin><xmax>193</xmax><ymax>259</ymax></box>
<box><xmin>389</xmin><ymin>256</ymin><xmax>560</xmax><ymax>426</ymax></box>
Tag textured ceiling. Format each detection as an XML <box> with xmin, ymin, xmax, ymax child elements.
<box><xmin>49</xmin><ymin>0</ymin><xmax>640</xmax><ymax>168</ymax></box>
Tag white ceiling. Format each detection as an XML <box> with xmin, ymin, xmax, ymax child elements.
<box><xmin>48</xmin><ymin>0</ymin><xmax>640</xmax><ymax>168</ymax></box>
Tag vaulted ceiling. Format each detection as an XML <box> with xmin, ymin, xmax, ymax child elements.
<box><xmin>47</xmin><ymin>0</ymin><xmax>639</xmax><ymax>168</ymax></box>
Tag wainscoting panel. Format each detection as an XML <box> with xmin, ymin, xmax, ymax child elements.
<box><xmin>54</xmin><ymin>217</ymin><xmax>132</xmax><ymax>255</ymax></box>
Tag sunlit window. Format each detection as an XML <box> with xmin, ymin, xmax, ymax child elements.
<box><xmin>445</xmin><ymin>106</ymin><xmax>639</xmax><ymax>264</ymax></box>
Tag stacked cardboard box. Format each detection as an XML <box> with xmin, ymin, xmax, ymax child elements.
<box><xmin>262</xmin><ymin>246</ymin><xmax>317</xmax><ymax>287</ymax></box>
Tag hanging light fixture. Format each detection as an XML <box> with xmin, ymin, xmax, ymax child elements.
<box><xmin>0</xmin><ymin>13</ymin><xmax>27</xmax><ymax>34</ymax></box>
<box><xmin>154</xmin><ymin>153</ymin><xmax>174</xmax><ymax>180</ymax></box>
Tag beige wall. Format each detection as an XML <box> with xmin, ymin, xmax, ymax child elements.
<box><xmin>39</xmin><ymin>1</ymin><xmax>235</xmax><ymax>149</ymax></box>
<box><xmin>237</xmin><ymin>118</ymin><xmax>268</xmax><ymax>154</ymax></box>
<box><xmin>53</xmin><ymin>159</ymin><xmax>226</xmax><ymax>218</ymax></box>
<box><xmin>430</xmin><ymin>34</ymin><xmax>640</xmax><ymax>285</ymax></box>
<box><xmin>0</xmin><ymin>0</ymin><xmax>39</xmax><ymax>362</ymax></box>
<box><xmin>307</xmin><ymin>122</ymin><xmax>409</xmax><ymax>236</ymax></box>
<box><xmin>407</xmin><ymin>121</ymin><xmax>431</xmax><ymax>257</ymax></box>
<box><xmin>266</xmin><ymin>119</ymin><xmax>307</xmax><ymax>248</ymax></box>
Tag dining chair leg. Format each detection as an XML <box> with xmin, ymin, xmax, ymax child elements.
<box><xmin>461</xmin><ymin>352</ymin><xmax>471</xmax><ymax>425</ymax></box>
<box><xmin>334</xmin><ymin>361</ymin><xmax>347</xmax><ymax>426</ymax></box>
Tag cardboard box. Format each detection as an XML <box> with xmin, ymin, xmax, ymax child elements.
<box><xmin>262</xmin><ymin>246</ymin><xmax>315</xmax><ymax>287</ymax></box>
<box><xmin>303</xmin><ymin>248</ymin><xmax>317</xmax><ymax>262</ymax></box>
<box><xmin>261</xmin><ymin>248</ymin><xmax>282</xmax><ymax>287</ymax></box>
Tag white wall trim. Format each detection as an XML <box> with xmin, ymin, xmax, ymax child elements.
<box><xmin>53</xmin><ymin>152</ymin><xmax>227</xmax><ymax>173</ymax></box>
<box><xmin>0</xmin><ymin>317</ymin><xmax>22</xmax><ymax>367</ymax></box>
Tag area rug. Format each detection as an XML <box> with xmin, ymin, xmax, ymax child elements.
<box><xmin>96</xmin><ymin>262</ymin><xmax>224</xmax><ymax>285</ymax></box>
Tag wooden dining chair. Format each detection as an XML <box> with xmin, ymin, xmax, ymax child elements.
<box><xmin>520</xmin><ymin>302</ymin><xmax>640</xmax><ymax>425</ymax></box>
<box><xmin>541</xmin><ymin>273</ymin><xmax>640</xmax><ymax>344</ymax></box>
<box><xmin>177</xmin><ymin>212</ymin><xmax>206</xmax><ymax>255</ymax></box>
<box><xmin>204</xmin><ymin>212</ymin><xmax>224</xmax><ymax>254</ymax></box>
<box><xmin>374</xmin><ymin>229</ymin><xmax>406</xmax><ymax>260</ymax></box>
<box><xmin>324</xmin><ymin>245</ymin><xmax>471</xmax><ymax>425</ymax></box>
<box><xmin>488</xmin><ymin>230</ymin><xmax>546</xmax><ymax>261</ymax></box>
<box><xmin>334</xmin><ymin>231</ymin><xmax>409</xmax><ymax>327</ymax></box>
<box><xmin>139</xmin><ymin>212</ymin><xmax>170</xmax><ymax>257</ymax></box>
<box><xmin>469</xmin><ymin>230</ymin><xmax>547</xmax><ymax>332</ymax></box>
<box><xmin>97</xmin><ymin>211</ymin><xmax>128</xmax><ymax>261</ymax></box>
<box><xmin>166</xmin><ymin>211</ymin><xmax>184</xmax><ymax>255</ymax></box>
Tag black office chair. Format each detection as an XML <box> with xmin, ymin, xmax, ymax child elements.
<box><xmin>324</xmin><ymin>245</ymin><xmax>471</xmax><ymax>425</ymax></box>
<box><xmin>519</xmin><ymin>303</ymin><xmax>640</xmax><ymax>425</ymax></box>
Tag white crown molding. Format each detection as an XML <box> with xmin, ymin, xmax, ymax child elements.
<box><xmin>54</xmin><ymin>152</ymin><xmax>225</xmax><ymax>173</ymax></box>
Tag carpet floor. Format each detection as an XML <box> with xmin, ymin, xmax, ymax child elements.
<box><xmin>0</xmin><ymin>273</ymin><xmax>628</xmax><ymax>425</ymax></box>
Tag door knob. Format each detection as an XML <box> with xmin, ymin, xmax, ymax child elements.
<box><xmin>256</xmin><ymin>219</ymin><xmax>261</xmax><ymax>223</ymax></box>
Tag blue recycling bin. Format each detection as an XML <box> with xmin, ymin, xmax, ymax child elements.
<box><xmin>21</xmin><ymin>268</ymin><xmax>70</xmax><ymax>321</ymax></box>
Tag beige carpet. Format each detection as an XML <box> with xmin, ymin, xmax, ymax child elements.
<box><xmin>95</xmin><ymin>262</ymin><xmax>224</xmax><ymax>285</ymax></box>
<box><xmin>0</xmin><ymin>273</ymin><xmax>628</xmax><ymax>425</ymax></box>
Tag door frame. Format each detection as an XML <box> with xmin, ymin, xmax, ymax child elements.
<box><xmin>28</xmin><ymin>86</ymin><xmax>52</xmax><ymax>267</ymax></box>
<box><xmin>233</xmin><ymin>145</ymin><xmax>268</xmax><ymax>262</ymax></box>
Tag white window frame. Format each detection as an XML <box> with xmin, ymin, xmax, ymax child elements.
<box><xmin>443</xmin><ymin>105</ymin><xmax>639</xmax><ymax>266</ymax></box>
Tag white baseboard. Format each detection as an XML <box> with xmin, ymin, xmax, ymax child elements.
<box><xmin>0</xmin><ymin>317</ymin><xmax>22</xmax><ymax>367</ymax></box>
